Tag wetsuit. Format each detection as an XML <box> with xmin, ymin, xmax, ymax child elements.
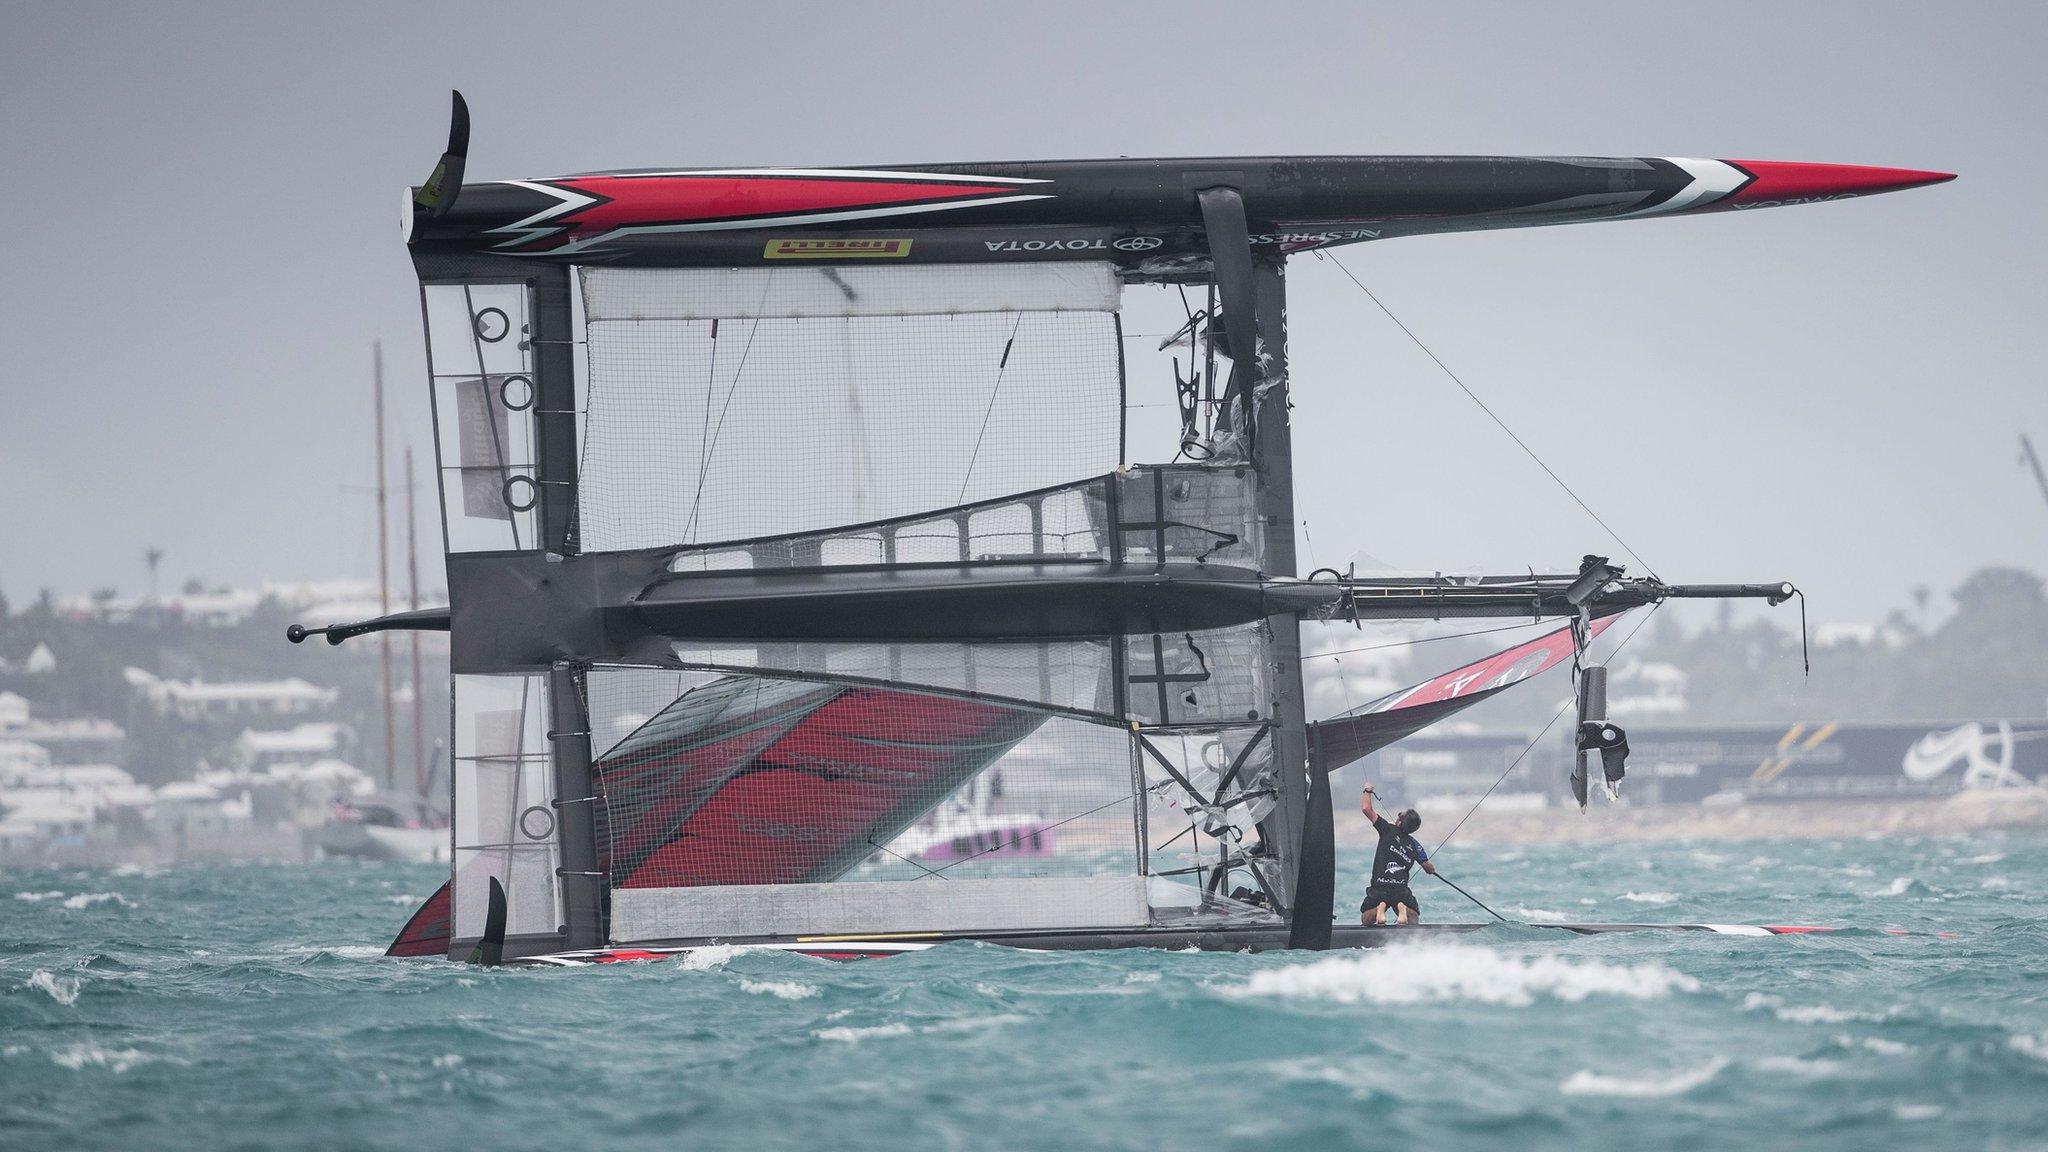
<box><xmin>1362</xmin><ymin>815</ymin><xmax>1428</xmax><ymax>918</ymax></box>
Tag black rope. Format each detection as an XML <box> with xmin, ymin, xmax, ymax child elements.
<box><xmin>925</xmin><ymin>787</ymin><xmax>1147</xmax><ymax>877</ymax></box>
<box><xmin>866</xmin><ymin>836</ymin><xmax>949</xmax><ymax>880</ymax></box>
<box><xmin>1321</xmin><ymin>252</ymin><xmax>1660</xmax><ymax>581</ymax></box>
<box><xmin>956</xmin><ymin>312</ymin><xmax>1028</xmax><ymax>504</ymax></box>
<box><xmin>1305</xmin><ymin>618</ymin><xmax>1556</xmax><ymax>662</ymax></box>
<box><xmin>1432</xmin><ymin>872</ymin><xmax>1509</xmax><ymax>923</ymax></box>
<box><xmin>680</xmin><ymin>315</ymin><xmax>766</xmax><ymax>544</ymax></box>
<box><xmin>1432</xmin><ymin>602</ymin><xmax>1662</xmax><ymax>854</ymax></box>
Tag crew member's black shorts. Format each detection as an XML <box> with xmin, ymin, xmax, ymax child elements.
<box><xmin>1363</xmin><ymin>884</ymin><xmax>1418</xmax><ymax>916</ymax></box>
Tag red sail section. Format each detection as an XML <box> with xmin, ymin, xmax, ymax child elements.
<box><xmin>1309</xmin><ymin>615</ymin><xmax>1620</xmax><ymax>771</ymax></box>
<box><xmin>385</xmin><ymin>880</ymin><xmax>453</xmax><ymax>958</ymax></box>
<box><xmin>596</xmin><ymin>678</ymin><xmax>1046</xmax><ymax>889</ymax></box>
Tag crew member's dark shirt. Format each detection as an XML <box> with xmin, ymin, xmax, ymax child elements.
<box><xmin>1370</xmin><ymin>815</ymin><xmax>1428</xmax><ymax>888</ymax></box>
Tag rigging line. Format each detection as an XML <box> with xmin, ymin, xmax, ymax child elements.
<box><xmin>1431</xmin><ymin>602</ymin><xmax>1662</xmax><ymax>855</ymax></box>
<box><xmin>1432</xmin><ymin>872</ymin><xmax>1510</xmax><ymax>923</ymax></box>
<box><xmin>955</xmin><ymin>311</ymin><xmax>1029</xmax><ymax>504</ymax></box>
<box><xmin>1153</xmin><ymin>820</ymin><xmax>1196</xmax><ymax>854</ymax></box>
<box><xmin>680</xmin><ymin>315</ymin><xmax>766</xmax><ymax>545</ymax></box>
<box><xmin>1304</xmin><ymin>618</ymin><xmax>1554</xmax><ymax>662</ymax></box>
<box><xmin>866</xmin><ymin>836</ymin><xmax>949</xmax><ymax>880</ymax></box>
<box><xmin>925</xmin><ymin>786</ymin><xmax>1147</xmax><ymax>877</ymax></box>
<box><xmin>1320</xmin><ymin>251</ymin><xmax>1660</xmax><ymax>581</ymax></box>
<box><xmin>688</xmin><ymin>318</ymin><xmax>722</xmax><ymax>543</ymax></box>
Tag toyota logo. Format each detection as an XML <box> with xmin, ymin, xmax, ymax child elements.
<box><xmin>1113</xmin><ymin>236</ymin><xmax>1164</xmax><ymax>251</ymax></box>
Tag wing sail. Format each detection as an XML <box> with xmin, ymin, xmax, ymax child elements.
<box><xmin>1309</xmin><ymin>615</ymin><xmax>1621</xmax><ymax>771</ymax></box>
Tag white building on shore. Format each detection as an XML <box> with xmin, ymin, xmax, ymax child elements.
<box><xmin>123</xmin><ymin>667</ymin><xmax>337</xmax><ymax>720</ymax></box>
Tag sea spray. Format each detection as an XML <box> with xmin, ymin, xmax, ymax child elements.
<box><xmin>1222</xmin><ymin>944</ymin><xmax>1699</xmax><ymax>1007</ymax></box>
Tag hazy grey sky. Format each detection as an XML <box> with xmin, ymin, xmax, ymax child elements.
<box><xmin>3</xmin><ymin>1</ymin><xmax>2042</xmax><ymax>625</ymax></box>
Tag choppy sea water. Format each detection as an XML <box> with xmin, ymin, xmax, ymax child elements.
<box><xmin>5</xmin><ymin>834</ymin><xmax>2047</xmax><ymax>1151</ymax></box>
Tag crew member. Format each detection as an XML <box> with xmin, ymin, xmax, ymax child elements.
<box><xmin>1360</xmin><ymin>782</ymin><xmax>1435</xmax><ymax>925</ymax></box>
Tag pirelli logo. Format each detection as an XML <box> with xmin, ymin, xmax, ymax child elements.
<box><xmin>764</xmin><ymin>238</ymin><xmax>913</xmax><ymax>259</ymax></box>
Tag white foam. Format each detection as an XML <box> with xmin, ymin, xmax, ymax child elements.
<box><xmin>383</xmin><ymin>894</ymin><xmax>424</xmax><ymax>905</ymax></box>
<box><xmin>2010</xmin><ymin>1033</ymin><xmax>2048</xmax><ymax>1062</ymax></box>
<box><xmin>304</xmin><ymin>945</ymin><xmax>386</xmax><ymax>958</ymax></box>
<box><xmin>1962</xmin><ymin>853</ymin><xmax>2005</xmax><ymax>865</ymax></box>
<box><xmin>1835</xmin><ymin>1035</ymin><xmax>1912</xmax><ymax>1056</ymax></box>
<box><xmin>50</xmin><ymin>1045</ymin><xmax>150</xmax><ymax>1073</ymax></box>
<box><xmin>1123</xmin><ymin>972</ymin><xmax>1161</xmax><ymax>985</ymax></box>
<box><xmin>1893</xmin><ymin>1104</ymin><xmax>1944</xmax><ymax>1121</ymax></box>
<box><xmin>678</xmin><ymin>944</ymin><xmax>740</xmax><ymax>971</ymax></box>
<box><xmin>431</xmin><ymin>1054</ymin><xmax>463</xmax><ymax>1069</ymax></box>
<box><xmin>814</xmin><ymin>1014</ymin><xmax>1026</xmax><ymax>1044</ymax></box>
<box><xmin>60</xmin><ymin>892</ymin><xmax>133</xmax><ymax>910</ymax></box>
<box><xmin>14</xmin><ymin>891</ymin><xmax>65</xmax><ymax>902</ymax></box>
<box><xmin>1506</xmin><ymin>908</ymin><xmax>1572</xmax><ymax>920</ymax></box>
<box><xmin>924</xmin><ymin>1013</ymin><xmax>1027</xmax><ymax>1034</ymax></box>
<box><xmin>1560</xmin><ymin>1058</ymin><xmax>1726</xmax><ymax>1098</ymax></box>
<box><xmin>816</xmin><ymin>1022</ymin><xmax>913</xmax><ymax>1043</ymax></box>
<box><xmin>1618</xmin><ymin>891</ymin><xmax>1677</xmax><ymax>905</ymax></box>
<box><xmin>1980</xmin><ymin>876</ymin><xmax>2013</xmax><ymax>890</ymax></box>
<box><xmin>27</xmin><ymin>970</ymin><xmax>80</xmax><ymax>1006</ymax></box>
<box><xmin>741</xmin><ymin>979</ymin><xmax>819</xmax><ymax>1000</ymax></box>
<box><xmin>1225</xmin><ymin>944</ymin><xmax>1698</xmax><ymax>1007</ymax></box>
<box><xmin>1753</xmin><ymin>1055</ymin><xmax>1846</xmax><ymax>1078</ymax></box>
<box><xmin>1742</xmin><ymin>993</ymin><xmax>1879</xmax><ymax>1025</ymax></box>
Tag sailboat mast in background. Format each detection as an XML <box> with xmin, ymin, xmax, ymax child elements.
<box><xmin>405</xmin><ymin>446</ymin><xmax>427</xmax><ymax>797</ymax></box>
<box><xmin>372</xmin><ymin>342</ymin><xmax>396</xmax><ymax>792</ymax></box>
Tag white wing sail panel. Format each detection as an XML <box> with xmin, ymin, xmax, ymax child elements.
<box><xmin>580</xmin><ymin>261</ymin><xmax>1120</xmax><ymax>319</ymax></box>
<box><xmin>422</xmin><ymin>283</ymin><xmax>542</xmax><ymax>553</ymax></box>
<box><xmin>575</xmin><ymin>262</ymin><xmax>1125</xmax><ymax>553</ymax></box>
<box><xmin>450</xmin><ymin>672</ymin><xmax>561</xmax><ymax>941</ymax></box>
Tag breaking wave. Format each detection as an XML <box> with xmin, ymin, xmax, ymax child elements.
<box><xmin>1740</xmin><ymin>992</ymin><xmax>1884</xmax><ymax>1025</ymax></box>
<box><xmin>27</xmin><ymin>969</ymin><xmax>81</xmax><ymax>1006</ymax></box>
<box><xmin>1225</xmin><ymin>944</ymin><xmax>1699</xmax><ymax>1007</ymax></box>
<box><xmin>50</xmin><ymin>1045</ymin><xmax>151</xmax><ymax>1073</ymax></box>
<box><xmin>815</xmin><ymin>1022</ymin><xmax>914</xmax><ymax>1043</ymax></box>
<box><xmin>740</xmin><ymin>979</ymin><xmax>819</xmax><ymax>1000</ymax></box>
<box><xmin>2010</xmin><ymin>1033</ymin><xmax>2048</xmax><ymax>1063</ymax></box>
<box><xmin>1560</xmin><ymin>1058</ymin><xmax>1727</xmax><ymax>1098</ymax></box>
<box><xmin>60</xmin><ymin>892</ymin><xmax>134</xmax><ymax>910</ymax></box>
<box><xmin>678</xmin><ymin>944</ymin><xmax>741</xmax><ymax>971</ymax></box>
<box><xmin>814</xmin><ymin>1014</ymin><xmax>1028</xmax><ymax>1044</ymax></box>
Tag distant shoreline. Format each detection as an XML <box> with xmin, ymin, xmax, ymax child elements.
<box><xmin>1342</xmin><ymin>790</ymin><xmax>2048</xmax><ymax>846</ymax></box>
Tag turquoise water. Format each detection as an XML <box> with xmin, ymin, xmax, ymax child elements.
<box><xmin>5</xmin><ymin>834</ymin><xmax>2047</xmax><ymax>1150</ymax></box>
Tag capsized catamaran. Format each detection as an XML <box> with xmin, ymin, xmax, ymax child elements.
<box><xmin>302</xmin><ymin>93</ymin><xmax>1952</xmax><ymax>965</ymax></box>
